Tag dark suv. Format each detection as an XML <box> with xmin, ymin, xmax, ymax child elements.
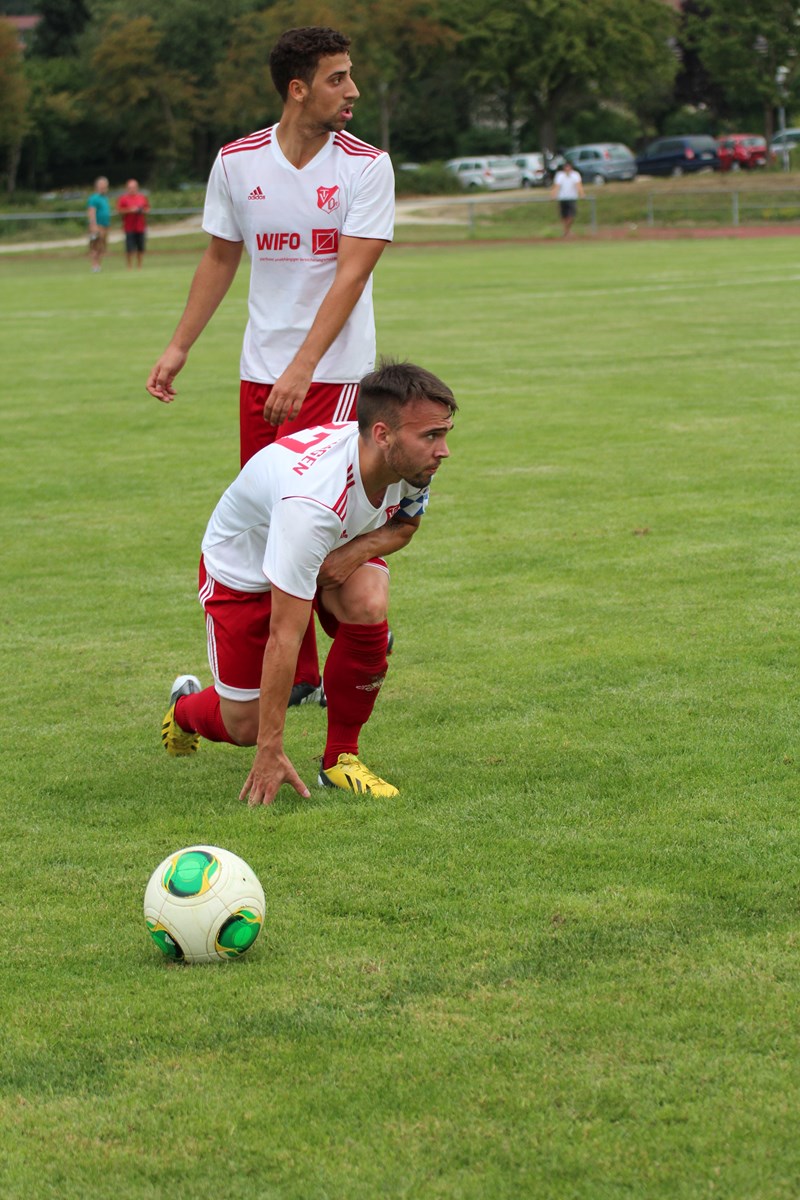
<box><xmin>636</xmin><ymin>135</ymin><xmax>719</xmax><ymax>177</ymax></box>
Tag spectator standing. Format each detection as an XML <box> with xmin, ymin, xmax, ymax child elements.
<box><xmin>86</xmin><ymin>176</ymin><xmax>110</xmax><ymax>272</ymax></box>
<box><xmin>145</xmin><ymin>26</ymin><xmax>395</xmax><ymax>707</ymax></box>
<box><xmin>551</xmin><ymin>160</ymin><xmax>584</xmax><ymax>237</ymax></box>
<box><xmin>118</xmin><ymin>179</ymin><xmax>150</xmax><ymax>268</ymax></box>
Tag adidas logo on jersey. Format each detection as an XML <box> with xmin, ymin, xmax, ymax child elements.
<box><xmin>247</xmin><ymin>185</ymin><xmax>266</xmax><ymax>200</ymax></box>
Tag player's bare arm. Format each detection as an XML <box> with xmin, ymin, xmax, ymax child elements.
<box><xmin>239</xmin><ymin>587</ymin><xmax>313</xmax><ymax>807</ymax></box>
<box><xmin>316</xmin><ymin>515</ymin><xmax>420</xmax><ymax>590</ymax></box>
<box><xmin>146</xmin><ymin>236</ymin><xmax>244</xmax><ymax>402</ymax></box>
<box><xmin>263</xmin><ymin>235</ymin><xmax>389</xmax><ymax>426</ymax></box>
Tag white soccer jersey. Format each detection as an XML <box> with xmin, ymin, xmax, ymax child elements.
<box><xmin>201</xmin><ymin>423</ymin><xmax>428</xmax><ymax>599</ymax></box>
<box><xmin>203</xmin><ymin>125</ymin><xmax>395</xmax><ymax>385</ymax></box>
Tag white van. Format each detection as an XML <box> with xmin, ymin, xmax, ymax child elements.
<box><xmin>445</xmin><ymin>156</ymin><xmax>523</xmax><ymax>191</ymax></box>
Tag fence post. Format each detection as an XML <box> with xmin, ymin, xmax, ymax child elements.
<box><xmin>468</xmin><ymin>199</ymin><xmax>475</xmax><ymax>238</ymax></box>
<box><xmin>732</xmin><ymin>191</ymin><xmax>739</xmax><ymax>227</ymax></box>
<box><xmin>589</xmin><ymin>195</ymin><xmax>597</xmax><ymax>235</ymax></box>
<box><xmin>647</xmin><ymin>193</ymin><xmax>655</xmax><ymax>227</ymax></box>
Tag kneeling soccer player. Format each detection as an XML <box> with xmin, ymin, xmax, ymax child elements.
<box><xmin>161</xmin><ymin>359</ymin><xmax>457</xmax><ymax>806</ymax></box>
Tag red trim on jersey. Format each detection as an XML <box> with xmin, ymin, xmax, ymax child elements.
<box><xmin>332</xmin><ymin>467</ymin><xmax>355</xmax><ymax>519</ymax></box>
<box><xmin>222</xmin><ymin>127</ymin><xmax>273</xmax><ymax>158</ymax></box>
<box><xmin>332</xmin><ymin>131</ymin><xmax>382</xmax><ymax>159</ymax></box>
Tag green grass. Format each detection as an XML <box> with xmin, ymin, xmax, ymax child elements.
<box><xmin>2</xmin><ymin>237</ymin><xmax>799</xmax><ymax>1199</ymax></box>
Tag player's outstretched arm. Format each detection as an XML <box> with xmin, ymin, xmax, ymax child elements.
<box><xmin>239</xmin><ymin>587</ymin><xmax>313</xmax><ymax>807</ymax></box>
<box><xmin>146</xmin><ymin>235</ymin><xmax>244</xmax><ymax>402</ymax></box>
<box><xmin>262</xmin><ymin>235</ymin><xmax>389</xmax><ymax>426</ymax></box>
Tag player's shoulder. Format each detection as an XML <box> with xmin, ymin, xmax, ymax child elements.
<box><xmin>331</xmin><ymin>131</ymin><xmax>386</xmax><ymax>162</ymax></box>
<box><xmin>220</xmin><ymin>125</ymin><xmax>276</xmax><ymax>160</ymax></box>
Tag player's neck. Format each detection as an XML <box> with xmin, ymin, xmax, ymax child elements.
<box><xmin>358</xmin><ymin>440</ymin><xmax>394</xmax><ymax>508</ymax></box>
<box><xmin>275</xmin><ymin>112</ymin><xmax>330</xmax><ymax>170</ymax></box>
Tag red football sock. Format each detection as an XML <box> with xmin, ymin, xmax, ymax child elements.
<box><xmin>175</xmin><ymin>687</ymin><xmax>237</xmax><ymax>745</ymax></box>
<box><xmin>294</xmin><ymin>613</ymin><xmax>321</xmax><ymax>689</ymax></box>
<box><xmin>322</xmin><ymin>621</ymin><xmax>389</xmax><ymax>768</ymax></box>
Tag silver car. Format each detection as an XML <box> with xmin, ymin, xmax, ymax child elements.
<box><xmin>770</xmin><ymin>128</ymin><xmax>800</xmax><ymax>158</ymax></box>
<box><xmin>564</xmin><ymin>143</ymin><xmax>638</xmax><ymax>184</ymax></box>
<box><xmin>513</xmin><ymin>152</ymin><xmax>548</xmax><ymax>187</ymax></box>
<box><xmin>445</xmin><ymin>156</ymin><xmax>523</xmax><ymax>191</ymax></box>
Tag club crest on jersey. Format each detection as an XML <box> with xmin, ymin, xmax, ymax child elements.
<box><xmin>312</xmin><ymin>228</ymin><xmax>339</xmax><ymax>255</ymax></box>
<box><xmin>317</xmin><ymin>185</ymin><xmax>340</xmax><ymax>213</ymax></box>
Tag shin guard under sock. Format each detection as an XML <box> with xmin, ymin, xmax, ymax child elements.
<box><xmin>322</xmin><ymin>621</ymin><xmax>389</xmax><ymax>768</ymax></box>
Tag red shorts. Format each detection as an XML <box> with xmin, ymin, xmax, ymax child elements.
<box><xmin>198</xmin><ymin>557</ymin><xmax>388</xmax><ymax>702</ymax></box>
<box><xmin>239</xmin><ymin>380</ymin><xmax>360</xmax><ymax>466</ymax></box>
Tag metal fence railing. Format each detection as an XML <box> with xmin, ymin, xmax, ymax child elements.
<box><xmin>0</xmin><ymin>207</ymin><xmax>205</xmax><ymax>247</ymax></box>
<box><xmin>393</xmin><ymin>187</ymin><xmax>800</xmax><ymax>239</ymax></box>
<box><xmin>2</xmin><ymin>190</ymin><xmax>800</xmax><ymax>247</ymax></box>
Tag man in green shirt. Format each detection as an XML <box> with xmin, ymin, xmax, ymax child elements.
<box><xmin>86</xmin><ymin>176</ymin><xmax>110</xmax><ymax>272</ymax></box>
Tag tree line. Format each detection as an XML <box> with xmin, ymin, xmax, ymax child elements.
<box><xmin>0</xmin><ymin>0</ymin><xmax>798</xmax><ymax>194</ymax></box>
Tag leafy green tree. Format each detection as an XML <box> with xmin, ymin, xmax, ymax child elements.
<box><xmin>84</xmin><ymin>12</ymin><xmax>198</xmax><ymax>181</ymax></box>
<box><xmin>28</xmin><ymin>0</ymin><xmax>89</xmax><ymax>58</ymax></box>
<box><xmin>344</xmin><ymin>0</ymin><xmax>458</xmax><ymax>152</ymax></box>
<box><xmin>19</xmin><ymin>54</ymin><xmax>90</xmax><ymax>189</ymax></box>
<box><xmin>685</xmin><ymin>0</ymin><xmax>800</xmax><ymax>141</ymax></box>
<box><xmin>0</xmin><ymin>17</ymin><xmax>29</xmax><ymax>191</ymax></box>
<box><xmin>449</xmin><ymin>0</ymin><xmax>678</xmax><ymax>152</ymax></box>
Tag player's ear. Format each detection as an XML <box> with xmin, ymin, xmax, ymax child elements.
<box><xmin>372</xmin><ymin>421</ymin><xmax>392</xmax><ymax>449</ymax></box>
<box><xmin>288</xmin><ymin>77</ymin><xmax>308</xmax><ymax>103</ymax></box>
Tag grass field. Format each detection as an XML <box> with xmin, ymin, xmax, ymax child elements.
<box><xmin>2</xmin><ymin>235</ymin><xmax>799</xmax><ymax>1199</ymax></box>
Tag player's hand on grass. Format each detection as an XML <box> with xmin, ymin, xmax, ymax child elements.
<box><xmin>239</xmin><ymin>746</ymin><xmax>310</xmax><ymax>807</ymax></box>
<box><xmin>263</xmin><ymin>364</ymin><xmax>313</xmax><ymax>425</ymax></box>
<box><xmin>146</xmin><ymin>345</ymin><xmax>188</xmax><ymax>403</ymax></box>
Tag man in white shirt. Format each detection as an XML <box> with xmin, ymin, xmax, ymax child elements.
<box><xmin>161</xmin><ymin>361</ymin><xmax>457</xmax><ymax>808</ymax></box>
<box><xmin>146</xmin><ymin>26</ymin><xmax>395</xmax><ymax>704</ymax></box>
<box><xmin>551</xmin><ymin>160</ymin><xmax>585</xmax><ymax>237</ymax></box>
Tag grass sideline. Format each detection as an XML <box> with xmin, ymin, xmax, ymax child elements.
<box><xmin>2</xmin><ymin>239</ymin><xmax>799</xmax><ymax>1199</ymax></box>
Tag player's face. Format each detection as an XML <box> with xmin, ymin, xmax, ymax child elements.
<box><xmin>304</xmin><ymin>54</ymin><xmax>359</xmax><ymax>133</ymax></box>
<box><xmin>383</xmin><ymin>398</ymin><xmax>453</xmax><ymax>489</ymax></box>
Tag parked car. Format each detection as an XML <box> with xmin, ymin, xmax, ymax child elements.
<box><xmin>445</xmin><ymin>156</ymin><xmax>523</xmax><ymax>191</ymax></box>
<box><xmin>716</xmin><ymin>134</ymin><xmax>769</xmax><ymax>170</ymax></box>
<box><xmin>513</xmin><ymin>152</ymin><xmax>548</xmax><ymax>187</ymax></box>
<box><xmin>769</xmin><ymin>128</ymin><xmax>800</xmax><ymax>159</ymax></box>
<box><xmin>636</xmin><ymin>135</ymin><xmax>720</xmax><ymax>177</ymax></box>
<box><xmin>562</xmin><ymin>143</ymin><xmax>638</xmax><ymax>184</ymax></box>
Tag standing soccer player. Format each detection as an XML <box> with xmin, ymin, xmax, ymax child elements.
<box><xmin>146</xmin><ymin>26</ymin><xmax>395</xmax><ymax>705</ymax></box>
<box><xmin>160</xmin><ymin>362</ymin><xmax>457</xmax><ymax>807</ymax></box>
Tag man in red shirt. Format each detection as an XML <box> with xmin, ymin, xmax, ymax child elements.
<box><xmin>117</xmin><ymin>179</ymin><xmax>150</xmax><ymax>269</ymax></box>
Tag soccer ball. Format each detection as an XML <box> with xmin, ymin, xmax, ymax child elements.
<box><xmin>144</xmin><ymin>845</ymin><xmax>266</xmax><ymax>964</ymax></box>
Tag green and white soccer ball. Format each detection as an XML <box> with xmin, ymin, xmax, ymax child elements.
<box><xmin>144</xmin><ymin>845</ymin><xmax>265</xmax><ymax>964</ymax></box>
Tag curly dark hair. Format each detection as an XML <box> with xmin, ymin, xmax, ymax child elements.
<box><xmin>269</xmin><ymin>27</ymin><xmax>351</xmax><ymax>101</ymax></box>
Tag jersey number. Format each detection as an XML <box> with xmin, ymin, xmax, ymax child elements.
<box><xmin>279</xmin><ymin>424</ymin><xmax>345</xmax><ymax>454</ymax></box>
